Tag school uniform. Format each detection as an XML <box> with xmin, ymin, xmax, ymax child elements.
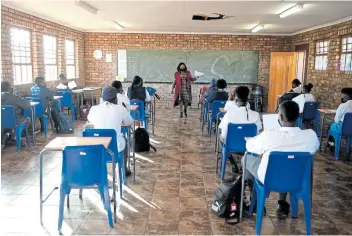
<box><xmin>125</xmin><ymin>87</ymin><xmax>151</xmax><ymax>115</ymax></box>
<box><xmin>292</xmin><ymin>93</ymin><xmax>316</xmax><ymax>113</ymax></box>
<box><xmin>291</xmin><ymin>87</ymin><xmax>303</xmax><ymax>93</ymax></box>
<box><xmin>330</xmin><ymin>100</ymin><xmax>352</xmax><ymax>132</ymax></box>
<box><xmin>100</xmin><ymin>93</ymin><xmax>131</xmax><ymax>111</ymax></box>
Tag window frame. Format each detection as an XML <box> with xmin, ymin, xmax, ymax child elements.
<box><xmin>43</xmin><ymin>34</ymin><xmax>58</xmax><ymax>81</ymax></box>
<box><xmin>10</xmin><ymin>27</ymin><xmax>33</xmax><ymax>85</ymax></box>
<box><xmin>314</xmin><ymin>39</ymin><xmax>329</xmax><ymax>71</ymax></box>
<box><xmin>65</xmin><ymin>39</ymin><xmax>76</xmax><ymax>79</ymax></box>
<box><xmin>340</xmin><ymin>34</ymin><xmax>352</xmax><ymax>71</ymax></box>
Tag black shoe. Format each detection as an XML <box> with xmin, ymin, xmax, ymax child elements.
<box><xmin>125</xmin><ymin>169</ymin><xmax>132</xmax><ymax>177</ymax></box>
<box><xmin>276</xmin><ymin>200</ymin><xmax>290</xmax><ymax>219</ymax></box>
<box><xmin>231</xmin><ymin>164</ymin><xmax>239</xmax><ymax>173</ymax></box>
<box><xmin>180</xmin><ymin>112</ymin><xmax>183</xmax><ymax>118</ymax></box>
<box><xmin>184</xmin><ymin>109</ymin><xmax>187</xmax><ymax>117</ymax></box>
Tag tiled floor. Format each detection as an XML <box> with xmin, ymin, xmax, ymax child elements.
<box><xmin>1</xmin><ymin>107</ymin><xmax>352</xmax><ymax>235</ymax></box>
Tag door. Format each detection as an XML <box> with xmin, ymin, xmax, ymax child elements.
<box><xmin>267</xmin><ymin>52</ymin><xmax>297</xmax><ymax>112</ymax></box>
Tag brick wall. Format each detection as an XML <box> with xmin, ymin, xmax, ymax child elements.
<box><xmin>1</xmin><ymin>6</ymin><xmax>85</xmax><ymax>95</ymax></box>
<box><xmin>293</xmin><ymin>20</ymin><xmax>352</xmax><ymax>109</ymax></box>
<box><xmin>85</xmin><ymin>34</ymin><xmax>293</xmax><ymax>108</ymax></box>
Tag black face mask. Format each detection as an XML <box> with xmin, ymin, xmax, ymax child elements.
<box><xmin>341</xmin><ymin>95</ymin><xmax>350</xmax><ymax>103</ymax></box>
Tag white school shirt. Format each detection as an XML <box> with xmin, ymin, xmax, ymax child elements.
<box><xmin>125</xmin><ymin>87</ymin><xmax>151</xmax><ymax>102</ymax></box>
<box><xmin>292</xmin><ymin>94</ymin><xmax>316</xmax><ymax>113</ymax></box>
<box><xmin>56</xmin><ymin>83</ymin><xmax>68</xmax><ymax>90</ymax></box>
<box><xmin>335</xmin><ymin>100</ymin><xmax>352</xmax><ymax>123</ymax></box>
<box><xmin>219</xmin><ymin>103</ymin><xmax>262</xmax><ymax>141</ymax></box>
<box><xmin>88</xmin><ymin>102</ymin><xmax>133</xmax><ymax>152</ymax></box>
<box><xmin>224</xmin><ymin>100</ymin><xmax>250</xmax><ymax>112</ymax></box>
<box><xmin>246</xmin><ymin>127</ymin><xmax>319</xmax><ymax>184</ymax></box>
<box><xmin>99</xmin><ymin>93</ymin><xmax>131</xmax><ymax>111</ymax></box>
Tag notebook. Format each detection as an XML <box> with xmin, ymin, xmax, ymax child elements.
<box><xmin>68</xmin><ymin>80</ymin><xmax>77</xmax><ymax>89</ymax></box>
<box><xmin>262</xmin><ymin>114</ymin><xmax>281</xmax><ymax>131</ymax></box>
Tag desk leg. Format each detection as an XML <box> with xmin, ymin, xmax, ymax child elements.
<box><xmin>133</xmin><ymin>118</ymin><xmax>136</xmax><ymax>182</ymax></box>
<box><xmin>107</xmin><ymin>149</ymin><xmax>117</xmax><ymax>223</ymax></box>
<box><xmin>240</xmin><ymin>151</ymin><xmax>247</xmax><ymax>219</ymax></box>
<box><xmin>39</xmin><ymin>149</ymin><xmax>46</xmax><ymax>225</ymax></box>
<box><xmin>319</xmin><ymin>113</ymin><xmax>327</xmax><ymax>152</ymax></box>
<box><xmin>31</xmin><ymin>107</ymin><xmax>36</xmax><ymax>146</ymax></box>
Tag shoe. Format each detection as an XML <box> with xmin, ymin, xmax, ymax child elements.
<box><xmin>125</xmin><ymin>169</ymin><xmax>132</xmax><ymax>177</ymax></box>
<box><xmin>231</xmin><ymin>164</ymin><xmax>239</xmax><ymax>173</ymax></box>
<box><xmin>180</xmin><ymin>112</ymin><xmax>183</xmax><ymax>118</ymax></box>
<box><xmin>184</xmin><ymin>109</ymin><xmax>187</xmax><ymax>117</ymax></box>
<box><xmin>276</xmin><ymin>200</ymin><xmax>290</xmax><ymax>218</ymax></box>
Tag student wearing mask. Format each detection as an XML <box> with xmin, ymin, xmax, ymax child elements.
<box><xmin>292</xmin><ymin>83</ymin><xmax>316</xmax><ymax>113</ymax></box>
<box><xmin>125</xmin><ymin>76</ymin><xmax>151</xmax><ymax>115</ymax></box>
<box><xmin>111</xmin><ymin>80</ymin><xmax>130</xmax><ymax>111</ymax></box>
<box><xmin>204</xmin><ymin>79</ymin><xmax>229</xmax><ymax>103</ymax></box>
<box><xmin>1</xmin><ymin>81</ymin><xmax>31</xmax><ymax>146</ymax></box>
<box><xmin>218</xmin><ymin>86</ymin><xmax>262</xmax><ymax>172</ymax></box>
<box><xmin>289</xmin><ymin>79</ymin><xmax>302</xmax><ymax>93</ymax></box>
<box><xmin>56</xmin><ymin>73</ymin><xmax>69</xmax><ymax>90</ymax></box>
<box><xmin>88</xmin><ymin>86</ymin><xmax>134</xmax><ymax>176</ymax></box>
<box><xmin>30</xmin><ymin>76</ymin><xmax>60</xmax><ymax>132</ymax></box>
<box><xmin>276</xmin><ymin>79</ymin><xmax>302</xmax><ymax>111</ymax></box>
<box><xmin>243</xmin><ymin>101</ymin><xmax>319</xmax><ymax>218</ymax></box>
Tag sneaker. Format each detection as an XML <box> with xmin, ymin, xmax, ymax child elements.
<box><xmin>276</xmin><ymin>200</ymin><xmax>290</xmax><ymax>218</ymax></box>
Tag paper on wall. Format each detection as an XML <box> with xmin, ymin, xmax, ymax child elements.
<box><xmin>195</xmin><ymin>70</ymin><xmax>204</xmax><ymax>77</ymax></box>
<box><xmin>68</xmin><ymin>80</ymin><xmax>77</xmax><ymax>89</ymax></box>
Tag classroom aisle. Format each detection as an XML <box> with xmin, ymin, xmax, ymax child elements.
<box><xmin>1</xmin><ymin>107</ymin><xmax>352</xmax><ymax>235</ymax></box>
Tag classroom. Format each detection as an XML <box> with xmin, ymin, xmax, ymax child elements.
<box><xmin>1</xmin><ymin>1</ymin><xmax>352</xmax><ymax>235</ymax></box>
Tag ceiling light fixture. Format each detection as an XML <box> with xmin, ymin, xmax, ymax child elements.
<box><xmin>252</xmin><ymin>24</ymin><xmax>264</xmax><ymax>33</ymax></box>
<box><xmin>112</xmin><ymin>21</ymin><xmax>124</xmax><ymax>31</ymax></box>
<box><xmin>75</xmin><ymin>0</ymin><xmax>98</xmax><ymax>15</ymax></box>
<box><xmin>280</xmin><ymin>4</ymin><xmax>304</xmax><ymax>18</ymax></box>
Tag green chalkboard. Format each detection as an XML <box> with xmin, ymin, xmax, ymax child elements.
<box><xmin>123</xmin><ymin>49</ymin><xmax>258</xmax><ymax>83</ymax></box>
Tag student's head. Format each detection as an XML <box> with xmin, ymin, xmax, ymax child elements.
<box><xmin>132</xmin><ymin>76</ymin><xmax>143</xmax><ymax>87</ymax></box>
<box><xmin>234</xmin><ymin>86</ymin><xmax>250</xmax><ymax>106</ymax></box>
<box><xmin>216</xmin><ymin>79</ymin><xmax>227</xmax><ymax>90</ymax></box>
<box><xmin>1</xmin><ymin>81</ymin><xmax>13</xmax><ymax>93</ymax></box>
<box><xmin>102</xmin><ymin>86</ymin><xmax>118</xmax><ymax>104</ymax></box>
<box><xmin>303</xmin><ymin>83</ymin><xmax>313</xmax><ymax>94</ymax></box>
<box><xmin>111</xmin><ymin>81</ymin><xmax>123</xmax><ymax>94</ymax></box>
<box><xmin>278</xmin><ymin>100</ymin><xmax>300</xmax><ymax>127</ymax></box>
<box><xmin>341</xmin><ymin>87</ymin><xmax>352</xmax><ymax>103</ymax></box>
<box><xmin>291</xmin><ymin>79</ymin><xmax>301</xmax><ymax>88</ymax></box>
<box><xmin>177</xmin><ymin>62</ymin><xmax>187</xmax><ymax>72</ymax></box>
<box><xmin>58</xmin><ymin>73</ymin><xmax>68</xmax><ymax>85</ymax></box>
<box><xmin>35</xmin><ymin>76</ymin><xmax>46</xmax><ymax>86</ymax></box>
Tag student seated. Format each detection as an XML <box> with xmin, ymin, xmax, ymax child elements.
<box><xmin>292</xmin><ymin>83</ymin><xmax>316</xmax><ymax>113</ymax></box>
<box><xmin>243</xmin><ymin>101</ymin><xmax>319</xmax><ymax>218</ymax></box>
<box><xmin>289</xmin><ymin>79</ymin><xmax>302</xmax><ymax>93</ymax></box>
<box><xmin>111</xmin><ymin>81</ymin><xmax>130</xmax><ymax>111</ymax></box>
<box><xmin>56</xmin><ymin>73</ymin><xmax>69</xmax><ymax>90</ymax></box>
<box><xmin>218</xmin><ymin>86</ymin><xmax>262</xmax><ymax>172</ymax></box>
<box><xmin>1</xmin><ymin>81</ymin><xmax>31</xmax><ymax>146</ymax></box>
<box><xmin>204</xmin><ymin>79</ymin><xmax>229</xmax><ymax>103</ymax></box>
<box><xmin>30</xmin><ymin>76</ymin><xmax>60</xmax><ymax>132</ymax></box>
<box><xmin>204</xmin><ymin>78</ymin><xmax>217</xmax><ymax>102</ymax></box>
<box><xmin>125</xmin><ymin>76</ymin><xmax>151</xmax><ymax>115</ymax></box>
<box><xmin>88</xmin><ymin>86</ymin><xmax>133</xmax><ymax>176</ymax></box>
<box><xmin>276</xmin><ymin>79</ymin><xmax>302</xmax><ymax>111</ymax></box>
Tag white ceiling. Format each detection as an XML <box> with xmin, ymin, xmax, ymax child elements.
<box><xmin>2</xmin><ymin>1</ymin><xmax>352</xmax><ymax>35</ymax></box>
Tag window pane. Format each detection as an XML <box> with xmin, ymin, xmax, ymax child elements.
<box><xmin>348</xmin><ymin>37</ymin><xmax>352</xmax><ymax>44</ymax></box>
<box><xmin>346</xmin><ymin>54</ymin><xmax>351</xmax><ymax>71</ymax></box>
<box><xmin>66</xmin><ymin>65</ymin><xmax>76</xmax><ymax>79</ymax></box>
<box><xmin>322</xmin><ymin>56</ymin><xmax>328</xmax><ymax>70</ymax></box>
<box><xmin>340</xmin><ymin>54</ymin><xmax>346</xmax><ymax>71</ymax></box>
<box><xmin>45</xmin><ymin>65</ymin><xmax>57</xmax><ymax>81</ymax></box>
<box><xmin>43</xmin><ymin>35</ymin><xmax>57</xmax><ymax>70</ymax></box>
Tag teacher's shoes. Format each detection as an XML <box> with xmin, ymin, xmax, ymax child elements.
<box><xmin>180</xmin><ymin>112</ymin><xmax>183</xmax><ymax>118</ymax></box>
<box><xmin>184</xmin><ymin>108</ymin><xmax>188</xmax><ymax>118</ymax></box>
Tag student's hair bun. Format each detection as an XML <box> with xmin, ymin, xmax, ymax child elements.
<box><xmin>307</xmin><ymin>83</ymin><xmax>313</xmax><ymax>89</ymax></box>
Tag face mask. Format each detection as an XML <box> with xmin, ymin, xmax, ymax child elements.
<box><xmin>341</xmin><ymin>95</ymin><xmax>349</xmax><ymax>103</ymax></box>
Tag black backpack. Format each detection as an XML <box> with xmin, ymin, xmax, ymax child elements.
<box><xmin>134</xmin><ymin>128</ymin><xmax>156</xmax><ymax>152</ymax></box>
<box><xmin>58</xmin><ymin>111</ymin><xmax>74</xmax><ymax>134</ymax></box>
<box><xmin>211</xmin><ymin>175</ymin><xmax>243</xmax><ymax>224</ymax></box>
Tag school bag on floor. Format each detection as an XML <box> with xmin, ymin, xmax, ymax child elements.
<box><xmin>211</xmin><ymin>175</ymin><xmax>243</xmax><ymax>224</ymax></box>
<box><xmin>58</xmin><ymin>112</ymin><xmax>74</xmax><ymax>134</ymax></box>
<box><xmin>134</xmin><ymin>128</ymin><xmax>156</xmax><ymax>152</ymax></box>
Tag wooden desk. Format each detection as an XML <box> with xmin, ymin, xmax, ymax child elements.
<box><xmin>83</xmin><ymin>87</ymin><xmax>101</xmax><ymax>105</ymax></box>
<box><xmin>318</xmin><ymin>109</ymin><xmax>337</xmax><ymax>151</ymax></box>
<box><xmin>39</xmin><ymin>137</ymin><xmax>116</xmax><ymax>225</ymax></box>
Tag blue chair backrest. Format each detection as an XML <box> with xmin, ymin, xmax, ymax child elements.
<box><xmin>1</xmin><ymin>105</ymin><xmax>16</xmax><ymax>128</ymax></box>
<box><xmin>25</xmin><ymin>97</ymin><xmax>45</xmax><ymax>117</ymax></box>
<box><xmin>264</xmin><ymin>152</ymin><xmax>312</xmax><ymax>193</ymax></box>
<box><xmin>56</xmin><ymin>90</ymin><xmax>73</xmax><ymax>107</ymax></box>
<box><xmin>302</xmin><ymin>101</ymin><xmax>319</xmax><ymax>120</ymax></box>
<box><xmin>62</xmin><ymin>145</ymin><xmax>108</xmax><ymax>187</ymax></box>
<box><xmin>226</xmin><ymin>123</ymin><xmax>257</xmax><ymax>152</ymax></box>
<box><xmin>146</xmin><ymin>87</ymin><xmax>156</xmax><ymax>96</ymax></box>
<box><xmin>130</xmin><ymin>99</ymin><xmax>145</xmax><ymax>121</ymax></box>
<box><xmin>211</xmin><ymin>100</ymin><xmax>226</xmax><ymax>119</ymax></box>
<box><xmin>342</xmin><ymin>112</ymin><xmax>352</xmax><ymax>136</ymax></box>
<box><xmin>82</xmin><ymin>129</ymin><xmax>117</xmax><ymax>163</ymax></box>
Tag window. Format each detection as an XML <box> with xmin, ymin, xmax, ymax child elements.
<box><xmin>43</xmin><ymin>35</ymin><xmax>57</xmax><ymax>80</ymax></box>
<box><xmin>340</xmin><ymin>35</ymin><xmax>352</xmax><ymax>71</ymax></box>
<box><xmin>314</xmin><ymin>40</ymin><xmax>329</xmax><ymax>70</ymax></box>
<box><xmin>65</xmin><ymin>39</ymin><xmax>76</xmax><ymax>79</ymax></box>
<box><xmin>10</xmin><ymin>28</ymin><xmax>32</xmax><ymax>85</ymax></box>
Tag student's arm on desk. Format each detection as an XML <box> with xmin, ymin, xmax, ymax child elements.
<box><xmin>245</xmin><ymin>132</ymin><xmax>267</xmax><ymax>155</ymax></box>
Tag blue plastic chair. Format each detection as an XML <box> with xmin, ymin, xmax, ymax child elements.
<box><xmin>130</xmin><ymin>99</ymin><xmax>148</xmax><ymax>131</ymax></box>
<box><xmin>328</xmin><ymin>112</ymin><xmax>352</xmax><ymax>160</ymax></box>
<box><xmin>206</xmin><ymin>100</ymin><xmax>226</xmax><ymax>136</ymax></box>
<box><xmin>298</xmin><ymin>102</ymin><xmax>320</xmax><ymax>135</ymax></box>
<box><xmin>1</xmin><ymin>105</ymin><xmax>29</xmax><ymax>152</ymax></box>
<box><xmin>82</xmin><ymin>129</ymin><xmax>126</xmax><ymax>197</ymax></box>
<box><xmin>24</xmin><ymin>97</ymin><xmax>49</xmax><ymax>137</ymax></box>
<box><xmin>56</xmin><ymin>90</ymin><xmax>77</xmax><ymax>121</ymax></box>
<box><xmin>220</xmin><ymin>123</ymin><xmax>257</xmax><ymax>180</ymax></box>
<box><xmin>58</xmin><ymin>145</ymin><xmax>114</xmax><ymax>231</ymax></box>
<box><xmin>248</xmin><ymin>152</ymin><xmax>312</xmax><ymax>235</ymax></box>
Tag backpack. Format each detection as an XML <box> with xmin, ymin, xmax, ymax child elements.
<box><xmin>134</xmin><ymin>128</ymin><xmax>156</xmax><ymax>152</ymax></box>
<box><xmin>211</xmin><ymin>175</ymin><xmax>243</xmax><ymax>224</ymax></box>
<box><xmin>79</xmin><ymin>104</ymin><xmax>91</xmax><ymax>121</ymax></box>
<box><xmin>58</xmin><ymin>112</ymin><xmax>74</xmax><ymax>134</ymax></box>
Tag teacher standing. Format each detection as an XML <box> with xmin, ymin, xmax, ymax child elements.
<box><xmin>171</xmin><ymin>62</ymin><xmax>198</xmax><ymax>118</ymax></box>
